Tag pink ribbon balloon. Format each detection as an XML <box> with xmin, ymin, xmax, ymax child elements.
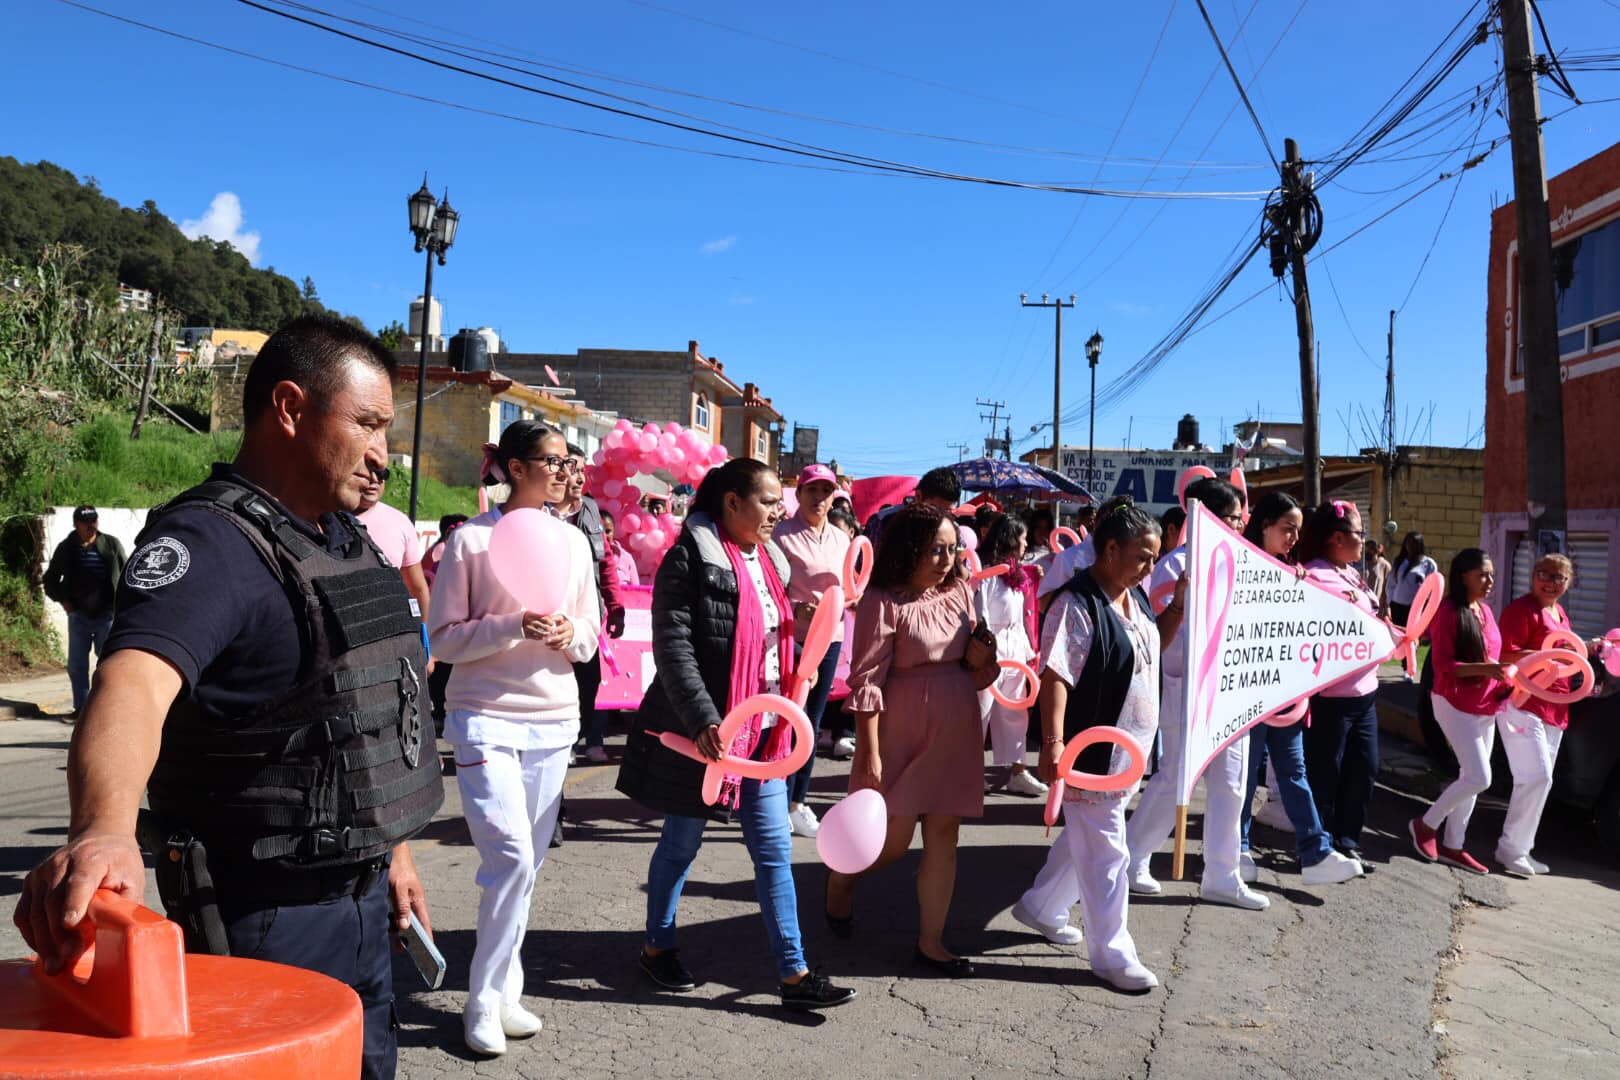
<box><xmin>1503</xmin><ymin>648</ymin><xmax>1594</xmax><ymax>709</ymax></box>
<box><xmin>1043</xmin><ymin>725</ymin><xmax>1150</xmax><ymax>828</ymax></box>
<box><xmin>657</xmin><ymin>693</ymin><xmax>814</xmax><ymax>806</ymax></box>
<box><xmin>989</xmin><ymin>659</ymin><xmax>1039</xmax><ymax>710</ymax></box>
<box><xmin>843</xmin><ymin>535</ymin><xmax>873</xmax><ymax>602</ymax></box>
<box><xmin>1603</xmin><ymin>629</ymin><xmax>1620</xmax><ymax>678</ymax></box>
<box><xmin>791</xmin><ymin>585</ymin><xmax>845</xmax><ymax>706</ymax></box>
<box><xmin>1176</xmin><ymin>466</ymin><xmax>1219</xmax><ymax>510</ymax></box>
<box><xmin>1394</xmin><ymin>571</ymin><xmax>1445</xmax><ymax>674</ymax></box>
<box><xmin>973</xmin><ymin>562</ymin><xmax>1011</xmax><ymax>583</ymax></box>
<box><xmin>1049</xmin><ymin>526</ymin><xmax>1083</xmax><ymax>554</ymax></box>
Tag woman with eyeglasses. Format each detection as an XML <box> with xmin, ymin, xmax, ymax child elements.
<box><xmin>1126</xmin><ymin>478</ymin><xmax>1271</xmax><ymax>911</ymax></box>
<box><xmin>1014</xmin><ymin>497</ymin><xmax>1164</xmax><ymax>992</ymax></box>
<box><xmin>427</xmin><ymin>419</ymin><xmax>602</xmax><ymax>1055</ymax></box>
<box><xmin>824</xmin><ymin>502</ymin><xmax>999</xmax><ymax>977</ymax></box>
<box><xmin>1493</xmin><ymin>553</ymin><xmax>1592</xmax><ymax>875</ymax></box>
<box><xmin>1407</xmin><ymin>548</ymin><xmax>1510</xmax><ymax>875</ymax></box>
<box><xmin>1389</xmin><ymin>532</ymin><xmax>1438</xmax><ymax>627</ymax></box>
<box><xmin>1296</xmin><ymin>501</ymin><xmax>1383</xmax><ymax>867</ymax></box>
<box><xmin>1238</xmin><ymin>492</ymin><xmax>1363</xmax><ymax>886</ymax></box>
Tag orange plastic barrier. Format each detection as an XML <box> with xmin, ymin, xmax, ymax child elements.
<box><xmin>0</xmin><ymin>890</ymin><xmax>362</xmax><ymax>1078</ymax></box>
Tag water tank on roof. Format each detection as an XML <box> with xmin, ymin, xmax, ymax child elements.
<box><xmin>448</xmin><ymin>327</ymin><xmax>490</xmax><ymax>372</ymax></box>
<box><xmin>475</xmin><ymin>327</ymin><xmax>501</xmax><ymax>356</ymax></box>
<box><xmin>1176</xmin><ymin>414</ymin><xmax>1200</xmax><ymax>449</ymax></box>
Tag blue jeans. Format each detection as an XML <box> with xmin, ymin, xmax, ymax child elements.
<box><xmin>1241</xmin><ymin>721</ymin><xmax>1333</xmax><ymax>867</ymax></box>
<box><xmin>645</xmin><ymin>767</ymin><xmax>805</xmax><ymax>980</ymax></box>
<box><xmin>66</xmin><ymin>610</ymin><xmax>114</xmax><ymax>712</ymax></box>
<box><xmin>789</xmin><ymin>641</ymin><xmax>844</xmax><ymax>806</ymax></box>
<box><xmin>1304</xmin><ymin>692</ymin><xmax>1381</xmax><ymax>854</ymax></box>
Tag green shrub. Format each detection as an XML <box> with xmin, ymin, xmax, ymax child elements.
<box><xmin>77</xmin><ymin>415</ymin><xmax>129</xmax><ymax>470</ymax></box>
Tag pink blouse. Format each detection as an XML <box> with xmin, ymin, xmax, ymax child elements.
<box><xmin>1429</xmin><ymin>598</ymin><xmax>1506</xmax><ymax>716</ymax></box>
<box><xmin>1304</xmin><ymin>559</ymin><xmax>1381</xmax><ymax>699</ymax></box>
<box><xmin>845</xmin><ymin>579</ymin><xmax>974</xmax><ymax>714</ymax></box>
<box><xmin>1499</xmin><ymin>595</ymin><xmax>1573</xmax><ymax>728</ymax></box>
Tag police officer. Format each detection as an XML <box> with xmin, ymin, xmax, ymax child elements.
<box><xmin>13</xmin><ymin>314</ymin><xmax>444</xmax><ymax>1080</ymax></box>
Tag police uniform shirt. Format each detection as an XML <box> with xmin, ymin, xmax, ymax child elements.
<box><xmin>105</xmin><ymin>472</ymin><xmax>359</xmax><ymax>722</ymax></box>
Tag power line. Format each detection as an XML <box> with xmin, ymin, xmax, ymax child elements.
<box><xmin>1193</xmin><ymin>0</ymin><xmax>1278</xmax><ymax>168</ymax></box>
<box><xmin>226</xmin><ymin>0</ymin><xmax>1272</xmax><ymax>200</ymax></box>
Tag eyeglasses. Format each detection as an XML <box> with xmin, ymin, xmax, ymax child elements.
<box><xmin>373</xmin><ymin>467</ymin><xmax>391</xmax><ymax>482</ymax></box>
<box><xmin>522</xmin><ymin>456</ymin><xmax>580</xmax><ymax>473</ymax></box>
<box><xmin>1220</xmin><ymin>513</ymin><xmax>1245</xmax><ymax>527</ymax></box>
<box><xmin>1534</xmin><ymin>570</ymin><xmax>1570</xmax><ymax>584</ymax></box>
<box><xmin>1340</xmin><ymin>528</ymin><xmax>1366</xmax><ymax>539</ymax></box>
<box><xmin>926</xmin><ymin>544</ymin><xmax>960</xmax><ymax>558</ymax></box>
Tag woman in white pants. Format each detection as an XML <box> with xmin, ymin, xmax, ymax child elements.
<box><xmin>975</xmin><ymin>513</ymin><xmax>1047</xmax><ymax>798</ymax></box>
<box><xmin>1014</xmin><ymin>496</ymin><xmax>1163</xmax><ymax>992</ymax></box>
<box><xmin>1495</xmin><ymin>553</ymin><xmax>1588</xmax><ymax>875</ymax></box>
<box><xmin>428</xmin><ymin>420</ymin><xmax>602</xmax><ymax>1056</ymax></box>
<box><xmin>1408</xmin><ymin>549</ymin><xmax>1507</xmax><ymax>875</ymax></box>
<box><xmin>1124</xmin><ymin>478</ymin><xmax>1270</xmax><ymax>910</ymax></box>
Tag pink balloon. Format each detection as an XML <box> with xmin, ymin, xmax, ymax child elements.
<box><xmin>666</xmin><ymin>422</ymin><xmax>684</xmax><ymax>437</ymax></box>
<box><xmin>792</xmin><ymin>585</ymin><xmax>845</xmax><ymax>705</ymax></box>
<box><xmin>667</xmin><ymin>448</ymin><xmax>687</xmax><ymax>469</ymax></box>
<box><xmin>614</xmin><ymin>418</ymin><xmax>634</xmax><ymax>433</ymax></box>
<box><xmin>988</xmin><ymin>660</ymin><xmax>1038</xmax><ymax>710</ymax></box>
<box><xmin>487</xmin><ymin>507</ymin><xmax>575</xmax><ymax>614</ymax></box>
<box><xmin>645</xmin><ymin>529</ymin><xmax>665</xmax><ymax>548</ymax></box>
<box><xmin>960</xmin><ymin>527</ymin><xmax>978</xmax><ymax>553</ymax></box>
<box><xmin>591</xmin><ymin>449</ymin><xmax>605</xmax><ymax>466</ymax></box>
<box><xmin>817</xmin><ymin>788</ymin><xmax>888</xmax><ymax>873</ymax></box>
<box><xmin>623</xmin><ymin>511</ymin><xmax>643</xmax><ymax>533</ymax></box>
<box><xmin>638</xmin><ymin>433</ymin><xmax>658</xmax><ymax>454</ymax></box>
<box><xmin>602</xmin><ymin>478</ymin><xmax>624</xmax><ymax>498</ymax></box>
<box><xmin>660</xmin><ymin>432</ymin><xmax>677</xmax><ymax>450</ymax></box>
<box><xmin>842</xmin><ymin>535</ymin><xmax>873</xmax><ymax>601</ymax></box>
<box><xmin>604</xmin><ymin>430</ymin><xmax>624</xmax><ymax>451</ymax></box>
<box><xmin>1605</xmin><ymin>630</ymin><xmax>1620</xmax><ymax>678</ymax></box>
<box><xmin>658</xmin><ymin>693</ymin><xmax>814</xmax><ymax>805</ymax></box>
<box><xmin>1043</xmin><ymin>726</ymin><xmax>1149</xmax><ymax>828</ymax></box>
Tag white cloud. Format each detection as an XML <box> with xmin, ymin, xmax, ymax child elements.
<box><xmin>701</xmin><ymin>235</ymin><xmax>737</xmax><ymax>255</ymax></box>
<box><xmin>180</xmin><ymin>192</ymin><xmax>262</xmax><ymax>265</ymax></box>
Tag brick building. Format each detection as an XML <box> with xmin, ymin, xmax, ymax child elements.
<box><xmin>720</xmin><ymin>382</ymin><xmax>783</xmax><ymax>466</ymax></box>
<box><xmin>1482</xmin><ymin>139</ymin><xmax>1620</xmax><ymax>636</ymax></box>
<box><xmin>497</xmin><ymin>340</ymin><xmax>745</xmax><ymax>455</ymax></box>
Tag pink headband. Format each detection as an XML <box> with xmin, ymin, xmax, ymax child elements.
<box><xmin>481</xmin><ymin>442</ymin><xmax>506</xmax><ymax>485</ymax></box>
<box><xmin>1332</xmin><ymin>500</ymin><xmax>1355</xmax><ymax>519</ymax></box>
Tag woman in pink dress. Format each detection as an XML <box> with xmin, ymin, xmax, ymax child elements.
<box><xmin>823</xmin><ymin>503</ymin><xmax>998</xmax><ymax>977</ymax></box>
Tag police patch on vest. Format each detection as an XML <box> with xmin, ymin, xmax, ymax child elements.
<box><xmin>126</xmin><ymin>537</ymin><xmax>192</xmax><ymax>589</ymax></box>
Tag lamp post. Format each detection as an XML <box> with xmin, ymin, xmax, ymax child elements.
<box><xmin>406</xmin><ymin>176</ymin><xmax>460</xmax><ymax>522</ymax></box>
<box><xmin>1085</xmin><ymin>329</ymin><xmax>1103</xmax><ymax>488</ymax></box>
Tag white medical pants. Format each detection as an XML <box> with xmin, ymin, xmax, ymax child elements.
<box><xmin>1126</xmin><ymin>674</ymin><xmax>1248</xmax><ymax>894</ymax></box>
<box><xmin>1019</xmin><ymin>796</ymin><xmax>1141</xmax><ymax>973</ymax></box>
<box><xmin>1496</xmin><ymin>706</ymin><xmax>1565</xmax><ymax>861</ymax></box>
<box><xmin>455</xmin><ymin>741</ymin><xmax>571</xmax><ymax>1017</ymax></box>
<box><xmin>1421</xmin><ymin>695</ymin><xmax>1497</xmax><ymax>850</ymax></box>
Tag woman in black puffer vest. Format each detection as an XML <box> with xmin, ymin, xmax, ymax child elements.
<box><xmin>616</xmin><ymin>459</ymin><xmax>856</xmax><ymax>1010</ymax></box>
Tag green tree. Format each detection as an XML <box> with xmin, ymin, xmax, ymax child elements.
<box><xmin>376</xmin><ymin>320</ymin><xmax>407</xmax><ymax>349</ymax></box>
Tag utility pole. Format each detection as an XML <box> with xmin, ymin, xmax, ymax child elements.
<box><xmin>977</xmin><ymin>397</ymin><xmax>1007</xmax><ymax>459</ymax></box>
<box><xmin>1500</xmin><ymin>0</ymin><xmax>1568</xmax><ymax>550</ymax></box>
<box><xmin>1021</xmin><ymin>293</ymin><xmax>1076</xmax><ymax>479</ymax></box>
<box><xmin>130</xmin><ymin>307</ymin><xmax>164</xmax><ymax>440</ymax></box>
<box><xmin>1266</xmin><ymin>140</ymin><xmax>1322</xmax><ymax>504</ymax></box>
<box><xmin>947</xmin><ymin>441</ymin><xmax>971</xmax><ymax>463</ymax></box>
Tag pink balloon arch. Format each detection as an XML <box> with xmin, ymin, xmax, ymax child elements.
<box><xmin>586</xmin><ymin>419</ymin><xmax>729</xmax><ymax>577</ymax></box>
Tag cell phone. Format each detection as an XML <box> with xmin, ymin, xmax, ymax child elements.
<box><xmin>397</xmin><ymin>909</ymin><xmax>446</xmax><ymax>990</ymax></box>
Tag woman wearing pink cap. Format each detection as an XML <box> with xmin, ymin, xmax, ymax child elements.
<box><xmin>772</xmin><ymin>463</ymin><xmax>852</xmax><ymax>838</ymax></box>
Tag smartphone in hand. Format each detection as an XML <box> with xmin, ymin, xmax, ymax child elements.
<box><xmin>397</xmin><ymin>909</ymin><xmax>446</xmax><ymax>990</ymax></box>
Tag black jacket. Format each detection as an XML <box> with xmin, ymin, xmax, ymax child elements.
<box><xmin>615</xmin><ymin>513</ymin><xmax>791</xmax><ymax>821</ymax></box>
<box><xmin>43</xmin><ymin>530</ymin><xmax>127</xmax><ymax>618</ymax></box>
<box><xmin>1059</xmin><ymin>568</ymin><xmax>1153</xmax><ymax>775</ymax></box>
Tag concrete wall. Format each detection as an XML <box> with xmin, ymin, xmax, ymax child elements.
<box><xmin>390</xmin><ymin>380</ymin><xmax>495</xmax><ymax>489</ymax></box>
<box><xmin>500</xmin><ymin>350</ymin><xmax>695</xmax><ymax>431</ymax></box>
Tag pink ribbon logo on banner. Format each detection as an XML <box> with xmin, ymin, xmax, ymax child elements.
<box><xmin>1191</xmin><ymin>541</ymin><xmax>1236</xmax><ymax>741</ymax></box>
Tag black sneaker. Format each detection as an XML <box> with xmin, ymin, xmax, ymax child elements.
<box><xmin>639</xmin><ymin>948</ymin><xmax>697</xmax><ymax>992</ymax></box>
<box><xmin>780</xmin><ymin>968</ymin><xmax>857</xmax><ymax>1010</ymax></box>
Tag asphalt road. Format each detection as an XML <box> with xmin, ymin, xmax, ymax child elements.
<box><xmin>1</xmin><ymin>673</ymin><xmax>1616</xmax><ymax>1078</ymax></box>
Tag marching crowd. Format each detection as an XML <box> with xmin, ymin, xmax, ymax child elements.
<box><xmin>13</xmin><ymin>316</ymin><xmax>1606</xmax><ymax>1076</ymax></box>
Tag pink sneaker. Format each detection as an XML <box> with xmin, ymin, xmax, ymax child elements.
<box><xmin>1408</xmin><ymin>817</ymin><xmax>1439</xmax><ymax>862</ymax></box>
<box><xmin>1437</xmin><ymin>846</ymin><xmax>1488</xmax><ymax>874</ymax></box>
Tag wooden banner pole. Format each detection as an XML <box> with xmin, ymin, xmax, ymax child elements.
<box><xmin>1172</xmin><ymin>805</ymin><xmax>1188</xmax><ymax>881</ymax></box>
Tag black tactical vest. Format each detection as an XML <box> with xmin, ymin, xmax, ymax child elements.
<box><xmin>145</xmin><ymin>473</ymin><xmax>444</xmax><ymax>868</ymax></box>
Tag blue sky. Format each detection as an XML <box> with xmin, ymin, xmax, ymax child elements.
<box><xmin>14</xmin><ymin>0</ymin><xmax>1620</xmax><ymax>476</ymax></box>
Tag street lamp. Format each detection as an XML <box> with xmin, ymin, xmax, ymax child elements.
<box><xmin>1085</xmin><ymin>329</ymin><xmax>1103</xmax><ymax>488</ymax></box>
<box><xmin>405</xmin><ymin>175</ymin><xmax>459</xmax><ymax>521</ymax></box>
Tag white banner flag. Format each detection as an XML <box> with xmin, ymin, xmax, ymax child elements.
<box><xmin>1178</xmin><ymin>501</ymin><xmax>1397</xmax><ymax>806</ymax></box>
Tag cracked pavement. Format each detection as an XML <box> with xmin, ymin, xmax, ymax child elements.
<box><xmin>2</xmin><ymin>671</ymin><xmax>1617</xmax><ymax>1078</ymax></box>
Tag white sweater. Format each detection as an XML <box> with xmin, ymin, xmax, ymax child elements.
<box><xmin>427</xmin><ymin>508</ymin><xmax>601</xmax><ymax>742</ymax></box>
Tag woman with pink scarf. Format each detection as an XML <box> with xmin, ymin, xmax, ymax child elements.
<box><xmin>615</xmin><ymin>459</ymin><xmax>856</xmax><ymax>1011</ymax></box>
<box><xmin>975</xmin><ymin>514</ymin><xmax>1047</xmax><ymax>798</ymax></box>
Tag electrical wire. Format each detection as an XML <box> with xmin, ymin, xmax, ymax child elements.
<box><xmin>227</xmin><ymin>0</ymin><xmax>1272</xmax><ymax>199</ymax></box>
<box><xmin>1193</xmin><ymin>0</ymin><xmax>1278</xmax><ymax>168</ymax></box>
